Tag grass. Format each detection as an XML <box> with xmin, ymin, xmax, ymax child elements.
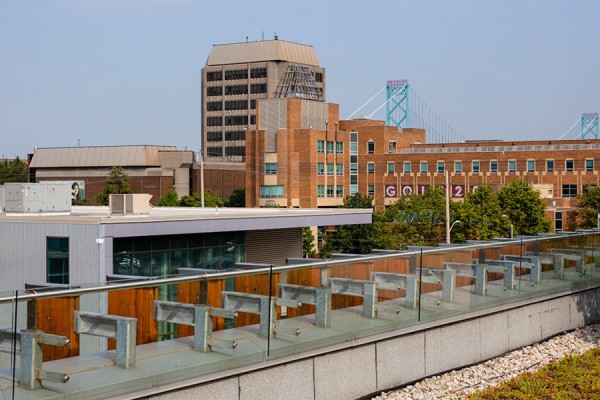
<box><xmin>469</xmin><ymin>347</ymin><xmax>600</xmax><ymax>399</ymax></box>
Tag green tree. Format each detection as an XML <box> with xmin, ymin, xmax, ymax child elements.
<box><xmin>498</xmin><ymin>180</ymin><xmax>551</xmax><ymax>235</ymax></box>
<box><xmin>302</xmin><ymin>227</ymin><xmax>317</xmax><ymax>258</ymax></box>
<box><xmin>225</xmin><ymin>188</ymin><xmax>245</xmax><ymax>207</ymax></box>
<box><xmin>157</xmin><ymin>189</ymin><xmax>180</xmax><ymax>206</ymax></box>
<box><xmin>0</xmin><ymin>157</ymin><xmax>27</xmax><ymax>184</ymax></box>
<box><xmin>180</xmin><ymin>189</ymin><xmax>224</xmax><ymax>208</ymax></box>
<box><xmin>320</xmin><ymin>193</ymin><xmax>374</xmax><ymax>257</ymax></box>
<box><xmin>96</xmin><ymin>167</ymin><xmax>132</xmax><ymax>205</ymax></box>
<box><xmin>456</xmin><ymin>185</ymin><xmax>507</xmax><ymax>240</ymax></box>
<box><xmin>576</xmin><ymin>186</ymin><xmax>600</xmax><ymax>229</ymax></box>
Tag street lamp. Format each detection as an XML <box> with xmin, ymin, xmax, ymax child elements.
<box><xmin>502</xmin><ymin>214</ymin><xmax>514</xmax><ymax>238</ymax></box>
<box><xmin>447</xmin><ymin>220</ymin><xmax>461</xmax><ymax>244</ymax></box>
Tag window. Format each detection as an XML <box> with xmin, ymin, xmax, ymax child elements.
<box><xmin>437</xmin><ymin>162</ymin><xmax>445</xmax><ymax>173</ymax></box>
<box><xmin>388</xmin><ymin>141</ymin><xmax>396</xmax><ymax>154</ymax></box>
<box><xmin>368</xmin><ymin>163</ymin><xmax>375</xmax><ymax>174</ymax></box>
<box><xmin>586</xmin><ymin>159</ymin><xmax>594</xmax><ymax>172</ymax></box>
<box><xmin>403</xmin><ymin>162</ymin><xmax>411</xmax><ymax>173</ymax></box>
<box><xmin>368</xmin><ymin>184</ymin><xmax>375</xmax><ymax>196</ymax></box>
<box><xmin>490</xmin><ymin>161</ymin><xmax>498</xmax><ymax>173</ymax></box>
<box><xmin>47</xmin><ymin>237</ymin><xmax>69</xmax><ymax>284</ymax></box>
<box><xmin>225</xmin><ymin>130</ymin><xmax>245</xmax><ymax>141</ymax></box>
<box><xmin>260</xmin><ymin>185</ymin><xmax>284</xmax><ymax>198</ymax></box>
<box><xmin>317</xmin><ymin>185</ymin><xmax>324</xmax><ymax>198</ymax></box>
<box><xmin>326</xmin><ymin>141</ymin><xmax>334</xmax><ymax>154</ymax></box>
<box><xmin>565</xmin><ymin>159</ymin><xmax>574</xmax><ymax>172</ymax></box>
<box><xmin>508</xmin><ymin>160</ymin><xmax>516</xmax><ymax>173</ymax></box>
<box><xmin>206</xmin><ymin>116</ymin><xmax>223</xmax><ymax>127</ymax></box>
<box><xmin>555</xmin><ymin>211</ymin><xmax>563</xmax><ymax>232</ymax></box>
<box><xmin>225</xmin><ymin>146</ymin><xmax>244</xmax><ymax>156</ymax></box>
<box><xmin>224</xmin><ymin>69</ymin><xmax>248</xmax><ymax>80</ymax></box>
<box><xmin>225</xmin><ymin>85</ymin><xmax>247</xmax><ymax>95</ymax></box>
<box><xmin>224</xmin><ymin>100</ymin><xmax>248</xmax><ymax>110</ymax></box>
<box><xmin>250</xmin><ymin>83</ymin><xmax>267</xmax><ymax>94</ymax></box>
<box><xmin>206</xmin><ymin>71</ymin><xmax>222</xmax><ymax>81</ymax></box>
<box><xmin>454</xmin><ymin>161</ymin><xmax>462</xmax><ymax>173</ymax></box>
<box><xmin>224</xmin><ymin>115</ymin><xmax>248</xmax><ymax>126</ymax></box>
<box><xmin>336</xmin><ymin>164</ymin><xmax>343</xmax><ymax>176</ymax></box>
<box><xmin>327</xmin><ymin>185</ymin><xmax>334</xmax><ymax>198</ymax></box>
<box><xmin>472</xmin><ymin>161</ymin><xmax>480</xmax><ymax>173</ymax></box>
<box><xmin>317</xmin><ymin>140</ymin><xmax>325</xmax><ymax>153</ymax></box>
<box><xmin>562</xmin><ymin>184</ymin><xmax>578</xmax><ymax>198</ymax></box>
<box><xmin>265</xmin><ymin>163</ymin><xmax>277</xmax><ymax>175</ymax></box>
<box><xmin>387</xmin><ymin>162</ymin><xmax>395</xmax><ymax>174</ymax></box>
<box><xmin>327</xmin><ymin>163</ymin><xmax>334</xmax><ymax>176</ymax></box>
<box><xmin>336</xmin><ymin>142</ymin><xmax>344</xmax><ymax>154</ymax></box>
<box><xmin>367</xmin><ymin>141</ymin><xmax>375</xmax><ymax>154</ymax></box>
<box><xmin>546</xmin><ymin>160</ymin><xmax>555</xmax><ymax>172</ymax></box>
<box><xmin>314</xmin><ymin>72</ymin><xmax>323</xmax><ymax>82</ymax></box>
<box><xmin>317</xmin><ymin>163</ymin><xmax>325</xmax><ymax>176</ymax></box>
<box><xmin>206</xmin><ymin>147</ymin><xmax>222</xmax><ymax>157</ymax></box>
<box><xmin>206</xmin><ymin>86</ymin><xmax>222</xmax><ymax>96</ymax></box>
<box><xmin>250</xmin><ymin>68</ymin><xmax>267</xmax><ymax>78</ymax></box>
<box><xmin>527</xmin><ymin>160</ymin><xmax>535</xmax><ymax>172</ymax></box>
<box><xmin>420</xmin><ymin>162</ymin><xmax>428</xmax><ymax>173</ymax></box>
<box><xmin>206</xmin><ymin>101</ymin><xmax>222</xmax><ymax>111</ymax></box>
<box><xmin>336</xmin><ymin>185</ymin><xmax>344</xmax><ymax>197</ymax></box>
<box><xmin>207</xmin><ymin>131</ymin><xmax>222</xmax><ymax>142</ymax></box>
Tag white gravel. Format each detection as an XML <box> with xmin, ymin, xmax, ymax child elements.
<box><xmin>372</xmin><ymin>323</ymin><xmax>600</xmax><ymax>400</ymax></box>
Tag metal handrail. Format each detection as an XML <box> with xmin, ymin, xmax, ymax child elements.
<box><xmin>0</xmin><ymin>231</ymin><xmax>592</xmax><ymax>304</ymax></box>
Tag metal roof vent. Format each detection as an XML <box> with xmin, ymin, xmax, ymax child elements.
<box><xmin>1</xmin><ymin>183</ymin><xmax>71</xmax><ymax>214</ymax></box>
<box><xmin>109</xmin><ymin>194</ymin><xmax>152</xmax><ymax>216</ymax></box>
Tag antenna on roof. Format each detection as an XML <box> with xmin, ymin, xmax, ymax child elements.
<box><xmin>246</xmin><ymin>36</ymin><xmax>248</xmax><ymax>43</ymax></box>
<box><xmin>274</xmin><ymin>32</ymin><xmax>278</xmax><ymax>40</ymax></box>
<box><xmin>261</xmin><ymin>28</ymin><xmax>264</xmax><ymax>41</ymax></box>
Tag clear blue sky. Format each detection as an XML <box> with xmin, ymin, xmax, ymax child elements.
<box><xmin>1</xmin><ymin>0</ymin><xmax>599</xmax><ymax>158</ymax></box>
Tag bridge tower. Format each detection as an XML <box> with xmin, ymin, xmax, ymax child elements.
<box><xmin>580</xmin><ymin>113</ymin><xmax>599</xmax><ymax>139</ymax></box>
<box><xmin>386</xmin><ymin>80</ymin><xmax>410</xmax><ymax>129</ymax></box>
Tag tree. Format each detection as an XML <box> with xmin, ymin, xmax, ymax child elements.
<box><xmin>497</xmin><ymin>180</ymin><xmax>551</xmax><ymax>235</ymax></box>
<box><xmin>179</xmin><ymin>189</ymin><xmax>224</xmax><ymax>208</ymax></box>
<box><xmin>576</xmin><ymin>186</ymin><xmax>600</xmax><ymax>229</ymax></box>
<box><xmin>225</xmin><ymin>188</ymin><xmax>245</xmax><ymax>207</ymax></box>
<box><xmin>456</xmin><ymin>185</ymin><xmax>507</xmax><ymax>240</ymax></box>
<box><xmin>157</xmin><ymin>189</ymin><xmax>180</xmax><ymax>207</ymax></box>
<box><xmin>96</xmin><ymin>167</ymin><xmax>132</xmax><ymax>205</ymax></box>
<box><xmin>320</xmin><ymin>193</ymin><xmax>374</xmax><ymax>257</ymax></box>
<box><xmin>0</xmin><ymin>157</ymin><xmax>27</xmax><ymax>184</ymax></box>
<box><xmin>302</xmin><ymin>227</ymin><xmax>317</xmax><ymax>258</ymax></box>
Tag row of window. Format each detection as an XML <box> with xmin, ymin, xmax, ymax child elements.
<box><xmin>317</xmin><ymin>163</ymin><xmax>344</xmax><ymax>176</ymax></box>
<box><xmin>317</xmin><ymin>185</ymin><xmax>344</xmax><ymax>198</ymax></box>
<box><xmin>206</xmin><ymin>131</ymin><xmax>222</xmax><ymax>142</ymax></box>
<box><xmin>206</xmin><ymin>146</ymin><xmax>246</xmax><ymax>157</ymax></box>
<box><xmin>389</xmin><ymin>159</ymin><xmax>595</xmax><ymax>174</ymax></box>
<box><xmin>260</xmin><ymin>185</ymin><xmax>284</xmax><ymax>198</ymax></box>
<box><xmin>206</xmin><ymin>68</ymin><xmax>268</xmax><ymax>82</ymax></box>
<box><xmin>206</xmin><ymin>100</ymin><xmax>258</xmax><ymax>112</ymax></box>
<box><xmin>206</xmin><ymin>131</ymin><xmax>248</xmax><ymax>142</ymax></box>
<box><xmin>207</xmin><ymin>115</ymin><xmax>256</xmax><ymax>126</ymax></box>
<box><xmin>316</xmin><ymin>140</ymin><xmax>344</xmax><ymax>154</ymax></box>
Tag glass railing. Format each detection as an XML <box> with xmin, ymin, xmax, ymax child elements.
<box><xmin>1</xmin><ymin>231</ymin><xmax>600</xmax><ymax>396</ymax></box>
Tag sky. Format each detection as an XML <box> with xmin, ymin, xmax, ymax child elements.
<box><xmin>1</xmin><ymin>0</ymin><xmax>599</xmax><ymax>158</ymax></box>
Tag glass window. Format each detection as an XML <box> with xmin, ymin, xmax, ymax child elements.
<box><xmin>562</xmin><ymin>184</ymin><xmax>577</xmax><ymax>198</ymax></box>
<box><xmin>336</xmin><ymin>164</ymin><xmax>343</xmax><ymax>176</ymax></box>
<box><xmin>420</xmin><ymin>162</ymin><xmax>428</xmax><ymax>173</ymax></box>
<box><xmin>265</xmin><ymin>163</ymin><xmax>277</xmax><ymax>175</ymax></box>
<box><xmin>388</xmin><ymin>163</ymin><xmax>395</xmax><ymax>174</ymax></box>
<box><xmin>336</xmin><ymin>142</ymin><xmax>344</xmax><ymax>154</ymax></box>
<box><xmin>388</xmin><ymin>141</ymin><xmax>396</xmax><ymax>153</ymax></box>
<box><xmin>367</xmin><ymin>142</ymin><xmax>375</xmax><ymax>154</ymax></box>
<box><xmin>404</xmin><ymin>162</ymin><xmax>411</xmax><ymax>173</ymax></box>
<box><xmin>472</xmin><ymin>161</ymin><xmax>480</xmax><ymax>173</ymax></box>
<box><xmin>527</xmin><ymin>160</ymin><xmax>535</xmax><ymax>172</ymax></box>
<box><xmin>317</xmin><ymin>185</ymin><xmax>324</xmax><ymax>198</ymax></box>
<box><xmin>490</xmin><ymin>161</ymin><xmax>498</xmax><ymax>173</ymax></box>
<box><xmin>368</xmin><ymin>163</ymin><xmax>375</xmax><ymax>174</ymax></box>
<box><xmin>47</xmin><ymin>237</ymin><xmax>69</xmax><ymax>284</ymax></box>
<box><xmin>508</xmin><ymin>160</ymin><xmax>516</xmax><ymax>173</ymax></box>
<box><xmin>317</xmin><ymin>163</ymin><xmax>325</xmax><ymax>176</ymax></box>
<box><xmin>326</xmin><ymin>141</ymin><xmax>334</xmax><ymax>154</ymax></box>
<box><xmin>317</xmin><ymin>140</ymin><xmax>324</xmax><ymax>153</ymax></box>
<box><xmin>586</xmin><ymin>159</ymin><xmax>594</xmax><ymax>172</ymax></box>
<box><xmin>327</xmin><ymin>163</ymin><xmax>334</xmax><ymax>176</ymax></box>
<box><xmin>350</xmin><ymin>131</ymin><xmax>358</xmax><ymax>142</ymax></box>
<box><xmin>336</xmin><ymin>185</ymin><xmax>344</xmax><ymax>197</ymax></box>
<box><xmin>437</xmin><ymin>162</ymin><xmax>445</xmax><ymax>173</ymax></box>
<box><xmin>350</xmin><ymin>142</ymin><xmax>358</xmax><ymax>153</ymax></box>
<box><xmin>546</xmin><ymin>160</ymin><xmax>554</xmax><ymax>172</ymax></box>
<box><xmin>565</xmin><ymin>159</ymin><xmax>574</xmax><ymax>172</ymax></box>
<box><xmin>555</xmin><ymin>211</ymin><xmax>563</xmax><ymax>232</ymax></box>
<box><xmin>368</xmin><ymin>184</ymin><xmax>375</xmax><ymax>196</ymax></box>
<box><xmin>454</xmin><ymin>161</ymin><xmax>462</xmax><ymax>173</ymax></box>
<box><xmin>327</xmin><ymin>185</ymin><xmax>334</xmax><ymax>198</ymax></box>
<box><xmin>259</xmin><ymin>185</ymin><xmax>284</xmax><ymax>198</ymax></box>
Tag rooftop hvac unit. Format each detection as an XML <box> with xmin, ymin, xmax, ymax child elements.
<box><xmin>1</xmin><ymin>183</ymin><xmax>72</xmax><ymax>213</ymax></box>
<box><xmin>109</xmin><ymin>194</ymin><xmax>152</xmax><ymax>216</ymax></box>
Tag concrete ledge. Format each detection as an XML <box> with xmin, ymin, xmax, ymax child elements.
<box><xmin>239</xmin><ymin>360</ymin><xmax>314</xmax><ymax>400</ymax></box>
<box><xmin>425</xmin><ymin>319</ymin><xmax>482</xmax><ymax>376</ymax></box>
<box><xmin>507</xmin><ymin>302</ymin><xmax>542</xmax><ymax>350</ymax></box>
<box><xmin>376</xmin><ymin>332</ymin><xmax>425</xmax><ymax>390</ymax></box>
<box><xmin>478</xmin><ymin>312</ymin><xmax>509</xmax><ymax>360</ymax></box>
<box><xmin>149</xmin><ymin>376</ymin><xmax>240</xmax><ymax>400</ymax></box>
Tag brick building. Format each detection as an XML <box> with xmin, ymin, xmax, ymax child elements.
<box><xmin>246</xmin><ymin>98</ymin><xmax>599</xmax><ymax>232</ymax></box>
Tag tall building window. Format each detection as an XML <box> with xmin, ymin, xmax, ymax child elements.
<box><xmin>527</xmin><ymin>160</ymin><xmax>535</xmax><ymax>172</ymax></box>
<box><xmin>420</xmin><ymin>162</ymin><xmax>428</xmax><ymax>173</ymax></box>
<box><xmin>206</xmin><ymin>86</ymin><xmax>223</xmax><ymax>96</ymax></box>
<box><xmin>326</xmin><ymin>141</ymin><xmax>334</xmax><ymax>153</ymax></box>
<box><xmin>250</xmin><ymin>68</ymin><xmax>267</xmax><ymax>78</ymax></box>
<box><xmin>336</xmin><ymin>185</ymin><xmax>344</xmax><ymax>197</ymax></box>
<box><xmin>586</xmin><ymin>159</ymin><xmax>594</xmax><ymax>172</ymax></box>
<box><xmin>387</xmin><ymin>162</ymin><xmax>395</xmax><ymax>174</ymax></box>
<box><xmin>565</xmin><ymin>159</ymin><xmax>574</xmax><ymax>172</ymax></box>
<box><xmin>224</xmin><ymin>85</ymin><xmax>248</xmax><ymax>95</ymax></box>
<box><xmin>224</xmin><ymin>69</ymin><xmax>248</xmax><ymax>80</ymax></box>
<box><xmin>336</xmin><ymin>164</ymin><xmax>343</xmax><ymax>176</ymax></box>
<box><xmin>437</xmin><ymin>162</ymin><xmax>445</xmax><ymax>174</ymax></box>
<box><xmin>368</xmin><ymin>163</ymin><xmax>375</xmax><ymax>174</ymax></box>
<box><xmin>47</xmin><ymin>237</ymin><xmax>69</xmax><ymax>284</ymax></box>
<box><xmin>555</xmin><ymin>211</ymin><xmax>563</xmax><ymax>232</ymax></box>
<box><xmin>206</xmin><ymin>71</ymin><xmax>222</xmax><ymax>81</ymax></box>
<box><xmin>546</xmin><ymin>160</ymin><xmax>554</xmax><ymax>172</ymax></box>
<box><xmin>317</xmin><ymin>163</ymin><xmax>325</xmax><ymax>176</ymax></box>
<box><xmin>317</xmin><ymin>140</ymin><xmax>325</xmax><ymax>153</ymax></box>
<box><xmin>508</xmin><ymin>160</ymin><xmax>516</xmax><ymax>173</ymax></box>
<box><xmin>327</xmin><ymin>163</ymin><xmax>334</xmax><ymax>176</ymax></box>
<box><xmin>454</xmin><ymin>161</ymin><xmax>462</xmax><ymax>173</ymax></box>
<box><xmin>250</xmin><ymin>84</ymin><xmax>267</xmax><ymax>94</ymax></box>
<box><xmin>490</xmin><ymin>160</ymin><xmax>498</xmax><ymax>173</ymax></box>
<box><xmin>207</xmin><ymin>131</ymin><xmax>222</xmax><ymax>142</ymax></box>
<box><xmin>350</xmin><ymin>132</ymin><xmax>358</xmax><ymax>195</ymax></box>
<box><xmin>403</xmin><ymin>162</ymin><xmax>411</xmax><ymax>173</ymax></box>
<box><xmin>260</xmin><ymin>185</ymin><xmax>284</xmax><ymax>198</ymax></box>
<box><xmin>368</xmin><ymin>184</ymin><xmax>375</xmax><ymax>196</ymax></box>
<box><xmin>367</xmin><ymin>142</ymin><xmax>375</xmax><ymax>154</ymax></box>
<box><xmin>472</xmin><ymin>161</ymin><xmax>480</xmax><ymax>173</ymax></box>
<box><xmin>327</xmin><ymin>185</ymin><xmax>334</xmax><ymax>198</ymax></box>
<box><xmin>562</xmin><ymin>184</ymin><xmax>577</xmax><ymax>198</ymax></box>
<box><xmin>388</xmin><ymin>141</ymin><xmax>396</xmax><ymax>153</ymax></box>
<box><xmin>207</xmin><ymin>101</ymin><xmax>222</xmax><ymax>111</ymax></box>
<box><xmin>314</xmin><ymin>72</ymin><xmax>323</xmax><ymax>82</ymax></box>
<box><xmin>265</xmin><ymin>163</ymin><xmax>277</xmax><ymax>175</ymax></box>
<box><xmin>225</xmin><ymin>100</ymin><xmax>248</xmax><ymax>110</ymax></box>
<box><xmin>207</xmin><ymin>117</ymin><xmax>223</xmax><ymax>127</ymax></box>
<box><xmin>336</xmin><ymin>142</ymin><xmax>344</xmax><ymax>154</ymax></box>
<box><xmin>317</xmin><ymin>185</ymin><xmax>324</xmax><ymax>198</ymax></box>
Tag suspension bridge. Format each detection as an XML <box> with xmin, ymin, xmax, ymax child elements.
<box><xmin>348</xmin><ymin>80</ymin><xmax>598</xmax><ymax>143</ymax></box>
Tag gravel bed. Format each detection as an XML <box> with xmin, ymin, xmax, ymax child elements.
<box><xmin>372</xmin><ymin>323</ymin><xmax>600</xmax><ymax>400</ymax></box>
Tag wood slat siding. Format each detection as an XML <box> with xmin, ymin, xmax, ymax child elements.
<box><xmin>36</xmin><ymin>297</ymin><xmax>80</xmax><ymax>361</ymax></box>
<box><xmin>245</xmin><ymin>228</ymin><xmax>302</xmax><ymax>265</ymax></box>
<box><xmin>107</xmin><ymin>288</ymin><xmax>159</xmax><ymax>348</ymax></box>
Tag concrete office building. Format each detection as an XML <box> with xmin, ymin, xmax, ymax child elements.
<box><xmin>201</xmin><ymin>38</ymin><xmax>325</xmax><ymax>163</ymax></box>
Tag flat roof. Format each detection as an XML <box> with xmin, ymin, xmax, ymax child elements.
<box><xmin>206</xmin><ymin>39</ymin><xmax>320</xmax><ymax>66</ymax></box>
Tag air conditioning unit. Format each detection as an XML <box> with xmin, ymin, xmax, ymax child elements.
<box><xmin>109</xmin><ymin>194</ymin><xmax>152</xmax><ymax>216</ymax></box>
